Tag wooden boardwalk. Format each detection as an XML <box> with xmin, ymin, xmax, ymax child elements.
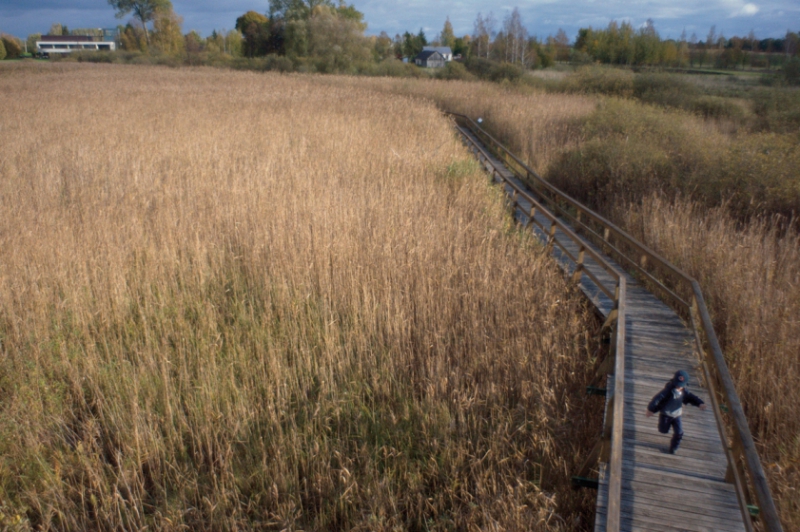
<box><xmin>456</xmin><ymin>125</ymin><xmax>748</xmax><ymax>532</ymax></box>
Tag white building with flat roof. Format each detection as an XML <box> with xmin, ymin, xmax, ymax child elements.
<box><xmin>37</xmin><ymin>31</ymin><xmax>117</xmax><ymax>56</ymax></box>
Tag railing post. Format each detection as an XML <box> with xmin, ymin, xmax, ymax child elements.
<box><xmin>546</xmin><ymin>220</ymin><xmax>557</xmax><ymax>252</ymax></box>
<box><xmin>572</xmin><ymin>244</ymin><xmax>586</xmax><ymax>283</ymax></box>
<box><xmin>526</xmin><ymin>205</ymin><xmax>536</xmax><ymax>228</ymax></box>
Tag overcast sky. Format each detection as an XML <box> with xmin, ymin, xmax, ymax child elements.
<box><xmin>1</xmin><ymin>0</ymin><xmax>797</xmax><ymax>42</ymax></box>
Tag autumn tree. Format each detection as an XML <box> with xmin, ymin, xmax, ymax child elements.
<box><xmin>0</xmin><ymin>34</ymin><xmax>22</xmax><ymax>59</ymax></box>
<box><xmin>120</xmin><ymin>24</ymin><xmax>147</xmax><ymax>51</ymax></box>
<box><xmin>472</xmin><ymin>12</ymin><xmax>495</xmax><ymax>59</ymax></box>
<box><xmin>150</xmin><ymin>8</ymin><xmax>184</xmax><ymax>55</ymax></box>
<box><xmin>402</xmin><ymin>29</ymin><xmax>427</xmax><ymax>58</ymax></box>
<box><xmin>306</xmin><ymin>4</ymin><xmax>370</xmax><ymax>72</ymax></box>
<box><xmin>439</xmin><ymin>17</ymin><xmax>456</xmax><ymax>49</ymax></box>
<box><xmin>0</xmin><ymin>39</ymin><xmax>6</xmax><ymax>61</ymax></box>
<box><xmin>107</xmin><ymin>0</ymin><xmax>172</xmax><ymax>45</ymax></box>
<box><xmin>552</xmin><ymin>28</ymin><xmax>570</xmax><ymax>62</ymax></box>
<box><xmin>500</xmin><ymin>8</ymin><xmax>528</xmax><ymax>65</ymax></box>
<box><xmin>48</xmin><ymin>23</ymin><xmax>63</xmax><ymax>36</ymax></box>
<box><xmin>235</xmin><ymin>11</ymin><xmax>270</xmax><ymax>57</ymax></box>
<box><xmin>373</xmin><ymin>31</ymin><xmax>394</xmax><ymax>60</ymax></box>
<box><xmin>269</xmin><ymin>0</ymin><xmax>335</xmax><ymax>21</ymax></box>
<box><xmin>26</xmin><ymin>34</ymin><xmax>41</xmax><ymax>55</ymax></box>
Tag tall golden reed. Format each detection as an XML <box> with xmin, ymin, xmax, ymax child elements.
<box><xmin>0</xmin><ymin>64</ymin><xmax>599</xmax><ymax>530</ymax></box>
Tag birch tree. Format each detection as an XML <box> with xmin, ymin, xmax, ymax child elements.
<box><xmin>107</xmin><ymin>0</ymin><xmax>172</xmax><ymax>45</ymax></box>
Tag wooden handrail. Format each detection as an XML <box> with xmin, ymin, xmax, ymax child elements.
<box><xmin>448</xmin><ymin>112</ymin><xmax>783</xmax><ymax>532</ymax></box>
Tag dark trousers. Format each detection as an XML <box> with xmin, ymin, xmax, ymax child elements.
<box><xmin>658</xmin><ymin>413</ymin><xmax>684</xmax><ymax>451</ymax></box>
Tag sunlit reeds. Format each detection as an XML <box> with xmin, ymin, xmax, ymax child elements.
<box><xmin>0</xmin><ymin>64</ymin><xmax>599</xmax><ymax>530</ymax></box>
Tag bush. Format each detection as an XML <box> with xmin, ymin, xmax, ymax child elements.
<box><xmin>464</xmin><ymin>58</ymin><xmax>525</xmax><ymax>83</ymax></box>
<box><xmin>488</xmin><ymin>62</ymin><xmax>524</xmax><ymax>82</ymax></box>
<box><xmin>74</xmin><ymin>51</ymin><xmax>114</xmax><ymax>64</ymax></box>
<box><xmin>689</xmin><ymin>96</ymin><xmax>745</xmax><ymax>121</ymax></box>
<box><xmin>463</xmin><ymin>56</ymin><xmax>496</xmax><ymax>80</ymax></box>
<box><xmin>564</xmin><ymin>66</ymin><xmax>634</xmax><ymax>97</ymax></box>
<box><xmin>546</xmin><ymin>97</ymin><xmax>800</xmax><ymax>222</ymax></box>
<box><xmin>0</xmin><ymin>39</ymin><xmax>6</xmax><ymax>61</ymax></box>
<box><xmin>263</xmin><ymin>54</ymin><xmax>295</xmax><ymax>73</ymax></box>
<box><xmin>435</xmin><ymin>61</ymin><xmax>475</xmax><ymax>81</ymax></box>
<box><xmin>371</xmin><ymin>58</ymin><xmax>427</xmax><ymax>78</ymax></box>
<box><xmin>752</xmin><ymin>88</ymin><xmax>800</xmax><ymax>133</ymax></box>
<box><xmin>632</xmin><ymin>73</ymin><xmax>700</xmax><ymax>107</ymax></box>
<box><xmin>0</xmin><ymin>34</ymin><xmax>22</xmax><ymax>59</ymax></box>
<box><xmin>784</xmin><ymin>57</ymin><xmax>800</xmax><ymax>86</ymax></box>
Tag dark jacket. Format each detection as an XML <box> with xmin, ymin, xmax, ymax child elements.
<box><xmin>647</xmin><ymin>379</ymin><xmax>704</xmax><ymax>418</ymax></box>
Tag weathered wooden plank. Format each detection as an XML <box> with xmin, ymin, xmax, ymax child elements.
<box><xmin>597</xmin><ymin>486</ymin><xmax>745</xmax><ymax>530</ymax></box>
<box><xmin>609</xmin><ymin>483</ymin><xmax>744</xmax><ymax>513</ymax></box>
<box><xmin>596</xmin><ymin>506</ymin><xmax>746</xmax><ymax>532</ymax></box>
<box><xmin>623</xmin><ymin>442</ymin><xmax>728</xmax><ymax>470</ymax></box>
<box><xmin>619</xmin><ymin>468</ymin><xmax>737</xmax><ymax>497</ymax></box>
<box><xmin>596</xmin><ymin>499</ymin><xmax>747</xmax><ymax>532</ymax></box>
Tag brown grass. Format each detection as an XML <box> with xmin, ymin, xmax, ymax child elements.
<box><xmin>312</xmin><ymin>75</ymin><xmax>597</xmax><ymax>174</ymax></box>
<box><xmin>0</xmin><ymin>63</ymin><xmax>601</xmax><ymax>530</ymax></box>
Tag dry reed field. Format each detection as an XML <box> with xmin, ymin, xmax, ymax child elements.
<box><xmin>0</xmin><ymin>63</ymin><xmax>601</xmax><ymax>530</ymax></box>
<box><xmin>318</xmin><ymin>75</ymin><xmax>597</xmax><ymax>174</ymax></box>
<box><xmin>386</xmin><ymin>78</ymin><xmax>800</xmax><ymax>528</ymax></box>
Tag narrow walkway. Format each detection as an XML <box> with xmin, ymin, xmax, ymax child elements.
<box><xmin>457</xmin><ymin>126</ymin><xmax>747</xmax><ymax>532</ymax></box>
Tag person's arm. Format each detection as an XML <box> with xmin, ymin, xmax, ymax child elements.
<box><xmin>646</xmin><ymin>389</ymin><xmax>667</xmax><ymax>416</ymax></box>
<box><xmin>684</xmin><ymin>390</ymin><xmax>707</xmax><ymax>410</ymax></box>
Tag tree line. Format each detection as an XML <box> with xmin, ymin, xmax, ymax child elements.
<box><xmin>574</xmin><ymin>20</ymin><xmax>800</xmax><ymax>70</ymax></box>
<box><xmin>6</xmin><ymin>0</ymin><xmax>799</xmax><ymax>82</ymax></box>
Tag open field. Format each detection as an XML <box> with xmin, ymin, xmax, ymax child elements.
<box><xmin>0</xmin><ymin>64</ymin><xmax>602</xmax><ymax>530</ymax></box>
<box><xmin>356</xmin><ymin>73</ymin><xmax>799</xmax><ymax>529</ymax></box>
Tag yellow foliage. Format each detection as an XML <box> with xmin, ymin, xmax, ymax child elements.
<box><xmin>151</xmin><ymin>9</ymin><xmax>184</xmax><ymax>56</ymax></box>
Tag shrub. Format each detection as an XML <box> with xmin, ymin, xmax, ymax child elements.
<box><xmin>784</xmin><ymin>57</ymin><xmax>800</xmax><ymax>86</ymax></box>
<box><xmin>752</xmin><ymin>88</ymin><xmax>800</xmax><ymax>133</ymax></box>
<box><xmin>489</xmin><ymin>62</ymin><xmax>524</xmax><ymax>82</ymax></box>
<box><xmin>689</xmin><ymin>95</ymin><xmax>745</xmax><ymax>121</ymax></box>
<box><xmin>632</xmin><ymin>73</ymin><xmax>699</xmax><ymax>108</ymax></box>
<box><xmin>463</xmin><ymin>56</ymin><xmax>496</xmax><ymax>80</ymax></box>
<box><xmin>358</xmin><ymin>58</ymin><xmax>425</xmax><ymax>78</ymax></box>
<box><xmin>564</xmin><ymin>65</ymin><xmax>634</xmax><ymax>97</ymax></box>
<box><xmin>0</xmin><ymin>34</ymin><xmax>22</xmax><ymax>59</ymax></box>
<box><xmin>435</xmin><ymin>60</ymin><xmax>475</xmax><ymax>81</ymax></box>
<box><xmin>0</xmin><ymin>39</ymin><xmax>6</xmax><ymax>61</ymax></box>
<box><xmin>263</xmin><ymin>53</ymin><xmax>295</xmax><ymax>73</ymax></box>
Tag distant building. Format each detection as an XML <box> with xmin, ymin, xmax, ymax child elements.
<box><xmin>422</xmin><ymin>46</ymin><xmax>453</xmax><ymax>62</ymax></box>
<box><xmin>414</xmin><ymin>50</ymin><xmax>446</xmax><ymax>68</ymax></box>
<box><xmin>37</xmin><ymin>29</ymin><xmax>118</xmax><ymax>56</ymax></box>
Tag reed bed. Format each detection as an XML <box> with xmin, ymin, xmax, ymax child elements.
<box><xmin>0</xmin><ymin>64</ymin><xmax>600</xmax><ymax>530</ymax></box>
<box><xmin>316</xmin><ymin>75</ymin><xmax>597</xmax><ymax>174</ymax></box>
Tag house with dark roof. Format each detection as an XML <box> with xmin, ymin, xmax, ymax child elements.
<box><xmin>422</xmin><ymin>46</ymin><xmax>453</xmax><ymax>62</ymax></box>
<box><xmin>414</xmin><ymin>50</ymin><xmax>446</xmax><ymax>68</ymax></box>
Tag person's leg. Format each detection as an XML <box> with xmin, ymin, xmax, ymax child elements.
<box><xmin>669</xmin><ymin>416</ymin><xmax>684</xmax><ymax>453</ymax></box>
<box><xmin>658</xmin><ymin>413</ymin><xmax>671</xmax><ymax>434</ymax></box>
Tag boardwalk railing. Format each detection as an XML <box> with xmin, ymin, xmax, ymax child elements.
<box><xmin>448</xmin><ymin>112</ymin><xmax>783</xmax><ymax>532</ymax></box>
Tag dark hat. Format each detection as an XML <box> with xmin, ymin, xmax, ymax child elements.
<box><xmin>673</xmin><ymin>370</ymin><xmax>689</xmax><ymax>388</ymax></box>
